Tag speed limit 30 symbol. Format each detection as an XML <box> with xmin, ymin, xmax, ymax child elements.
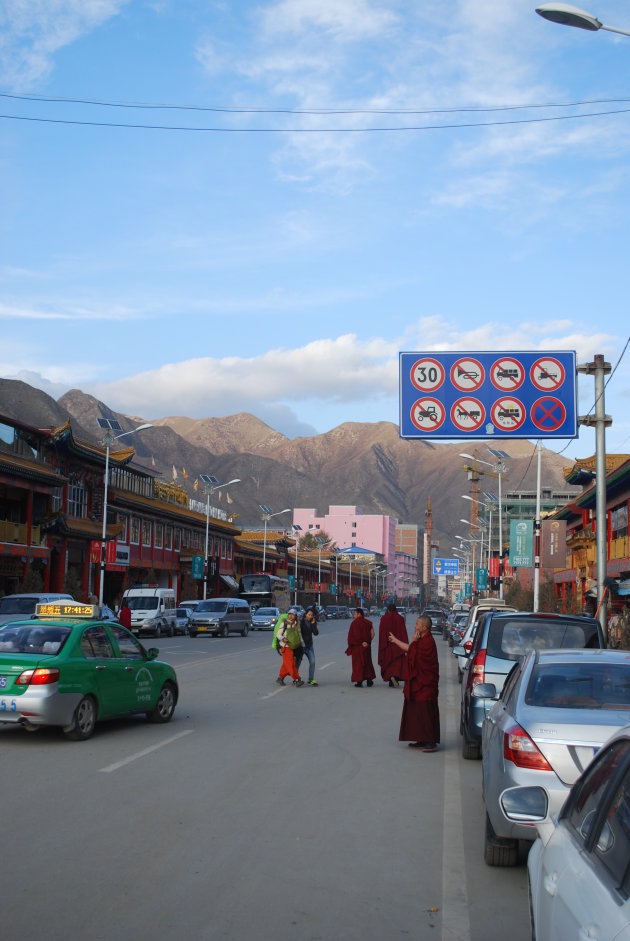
<box><xmin>490</xmin><ymin>397</ymin><xmax>525</xmax><ymax>432</ymax></box>
<box><xmin>410</xmin><ymin>357</ymin><xmax>445</xmax><ymax>393</ymax></box>
<box><xmin>410</xmin><ymin>397</ymin><xmax>446</xmax><ymax>432</ymax></box>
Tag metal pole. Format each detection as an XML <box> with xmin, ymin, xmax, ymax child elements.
<box><xmin>533</xmin><ymin>440</ymin><xmax>542</xmax><ymax>612</ymax></box>
<box><xmin>498</xmin><ymin>470</ymin><xmax>504</xmax><ymax>600</ymax></box>
<box><xmin>203</xmin><ymin>490</ymin><xmax>211</xmax><ymax>600</ymax></box>
<box><xmin>294</xmin><ymin>539</ymin><xmax>298</xmax><ymax>607</ymax></box>
<box><xmin>98</xmin><ymin>438</ymin><xmax>112</xmax><ymax>606</ymax></box>
<box><xmin>318</xmin><ymin>547</ymin><xmax>322</xmax><ymax>605</ymax></box>
<box><xmin>262</xmin><ymin>517</ymin><xmax>268</xmax><ymax>573</ymax></box>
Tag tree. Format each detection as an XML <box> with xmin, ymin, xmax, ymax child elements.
<box><xmin>298</xmin><ymin>531</ymin><xmax>336</xmax><ymax>551</ymax></box>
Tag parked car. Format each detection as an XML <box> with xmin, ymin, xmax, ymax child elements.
<box><xmin>189</xmin><ymin>598</ymin><xmax>252</xmax><ymax>637</ymax></box>
<box><xmin>420</xmin><ymin>607</ymin><xmax>446</xmax><ymax>635</ymax></box>
<box><xmin>173</xmin><ymin>606</ymin><xmax>193</xmax><ymax>635</ymax></box>
<box><xmin>453</xmin><ymin>606</ymin><xmax>516</xmax><ymax>683</ymax></box>
<box><xmin>291</xmin><ymin>605</ymin><xmax>306</xmax><ymax>620</ymax></box>
<box><xmin>0</xmin><ymin>601</ymin><xmax>178</xmax><ymax>740</ymax></box>
<box><xmin>179</xmin><ymin>599</ymin><xmax>200</xmax><ymax>613</ymax></box>
<box><xmin>481</xmin><ymin>649</ymin><xmax>630</xmax><ymax>866</ymax></box>
<box><xmin>456</xmin><ymin>611</ymin><xmax>606</xmax><ymax>760</ymax></box>
<box><xmin>501</xmin><ymin>724</ymin><xmax>630</xmax><ymax>941</ymax></box>
<box><xmin>325</xmin><ymin>606</ymin><xmax>339</xmax><ymax>619</ymax></box>
<box><xmin>337</xmin><ymin>605</ymin><xmax>349</xmax><ymax>619</ymax></box>
<box><xmin>448</xmin><ymin>612</ymin><xmax>469</xmax><ymax>647</ymax></box>
<box><xmin>0</xmin><ymin>593</ymin><xmax>75</xmax><ymax>626</ymax></box>
<box><xmin>315</xmin><ymin>605</ymin><xmax>326</xmax><ymax>621</ymax></box>
<box><xmin>251</xmin><ymin>606</ymin><xmax>280</xmax><ymax>630</ymax></box>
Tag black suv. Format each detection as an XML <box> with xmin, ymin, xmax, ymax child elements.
<box><xmin>457</xmin><ymin>611</ymin><xmax>606</xmax><ymax>760</ymax></box>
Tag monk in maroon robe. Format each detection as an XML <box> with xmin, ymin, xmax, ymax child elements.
<box><xmin>346</xmin><ymin>608</ymin><xmax>376</xmax><ymax>687</ymax></box>
<box><xmin>389</xmin><ymin>615</ymin><xmax>440</xmax><ymax>752</ymax></box>
<box><xmin>378</xmin><ymin>603</ymin><xmax>409</xmax><ymax>687</ymax></box>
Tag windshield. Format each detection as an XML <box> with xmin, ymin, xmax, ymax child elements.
<box><xmin>0</xmin><ymin>623</ymin><xmax>71</xmax><ymax>654</ymax></box>
<box><xmin>526</xmin><ymin>662</ymin><xmax>630</xmax><ymax>710</ymax></box>
<box><xmin>125</xmin><ymin>596</ymin><xmax>159</xmax><ymax>611</ymax></box>
<box><xmin>255</xmin><ymin>608</ymin><xmax>277</xmax><ymax>617</ymax></box>
<box><xmin>0</xmin><ymin>597</ymin><xmax>38</xmax><ymax>616</ymax></box>
<box><xmin>240</xmin><ymin>575</ymin><xmax>270</xmax><ymax>593</ymax></box>
<box><xmin>196</xmin><ymin>601</ymin><xmax>228</xmax><ymax>614</ymax></box>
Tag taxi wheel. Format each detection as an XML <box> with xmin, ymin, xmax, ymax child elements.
<box><xmin>64</xmin><ymin>695</ymin><xmax>97</xmax><ymax>741</ymax></box>
<box><xmin>147</xmin><ymin>682</ymin><xmax>177</xmax><ymax>723</ymax></box>
<box><xmin>220</xmin><ymin>624</ymin><xmax>229</xmax><ymax>638</ymax></box>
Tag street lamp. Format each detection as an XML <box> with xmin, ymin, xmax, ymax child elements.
<box><xmin>460</xmin><ymin>450</ymin><xmax>508</xmax><ymax>598</ymax></box>
<box><xmin>315</xmin><ymin>535</ymin><xmax>328</xmax><ymax>605</ymax></box>
<box><xmin>536</xmin><ymin>3</ymin><xmax>630</xmax><ymax>35</ymax></box>
<box><xmin>200</xmin><ymin>475</ymin><xmax>241</xmax><ymax>600</ymax></box>
<box><xmin>259</xmin><ymin>504</ymin><xmax>291</xmax><ymax>574</ymax></box>
<box><xmin>96</xmin><ymin>417</ymin><xmax>153</xmax><ymax>606</ymax></box>
<box><xmin>291</xmin><ymin>524</ymin><xmax>302</xmax><ymax>606</ymax></box>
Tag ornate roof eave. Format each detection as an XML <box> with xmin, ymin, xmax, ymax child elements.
<box><xmin>110</xmin><ymin>487</ymin><xmax>241</xmax><ymax>534</ymax></box>
<box><xmin>0</xmin><ymin>450</ymin><xmax>67</xmax><ymax>486</ymax></box>
<box><xmin>40</xmin><ymin>512</ymin><xmax>122</xmax><ymax>540</ymax></box>
<box><xmin>563</xmin><ymin>453</ymin><xmax>629</xmax><ymax>486</ymax></box>
<box><xmin>47</xmin><ymin>419</ymin><xmax>136</xmax><ymax>469</ymax></box>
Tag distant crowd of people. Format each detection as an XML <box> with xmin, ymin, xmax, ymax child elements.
<box><xmin>270</xmin><ymin>602</ymin><xmax>440</xmax><ymax>753</ymax></box>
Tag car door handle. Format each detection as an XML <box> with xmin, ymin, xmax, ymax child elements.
<box><xmin>95</xmin><ymin>664</ymin><xmax>106</xmax><ymax>672</ymax></box>
<box><xmin>578</xmin><ymin>928</ymin><xmax>597</xmax><ymax>941</ymax></box>
<box><xmin>124</xmin><ymin>665</ymin><xmax>134</xmax><ymax>672</ymax></box>
<box><xmin>543</xmin><ymin>873</ymin><xmax>558</xmax><ymax>897</ymax></box>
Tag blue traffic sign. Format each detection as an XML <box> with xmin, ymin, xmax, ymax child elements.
<box><xmin>433</xmin><ymin>557</ymin><xmax>460</xmax><ymax>577</ymax></box>
<box><xmin>400</xmin><ymin>350</ymin><xmax>577</xmax><ymax>440</ymax></box>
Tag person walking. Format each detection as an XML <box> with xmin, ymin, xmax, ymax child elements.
<box><xmin>389</xmin><ymin>614</ymin><xmax>440</xmax><ymax>752</ymax></box>
<box><xmin>276</xmin><ymin>610</ymin><xmax>305</xmax><ymax>687</ymax></box>
<box><xmin>378</xmin><ymin>603</ymin><xmax>408</xmax><ymax>687</ymax></box>
<box><xmin>346</xmin><ymin>607</ymin><xmax>376</xmax><ymax>688</ymax></box>
<box><xmin>300</xmin><ymin>606</ymin><xmax>320</xmax><ymax>686</ymax></box>
<box><xmin>272</xmin><ymin>612</ymin><xmax>288</xmax><ymax>658</ymax></box>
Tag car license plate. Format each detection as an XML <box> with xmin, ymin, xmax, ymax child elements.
<box><xmin>0</xmin><ymin>676</ymin><xmax>7</xmax><ymax>689</ymax></box>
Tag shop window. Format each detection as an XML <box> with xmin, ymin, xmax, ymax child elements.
<box><xmin>155</xmin><ymin>523</ymin><xmax>163</xmax><ymax>549</ymax></box>
<box><xmin>142</xmin><ymin>520</ymin><xmax>152</xmax><ymax>546</ymax></box>
<box><xmin>130</xmin><ymin>517</ymin><xmax>140</xmax><ymax>545</ymax></box>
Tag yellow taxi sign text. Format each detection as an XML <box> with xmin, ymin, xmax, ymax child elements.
<box><xmin>36</xmin><ymin>602</ymin><xmax>100</xmax><ymax>620</ymax></box>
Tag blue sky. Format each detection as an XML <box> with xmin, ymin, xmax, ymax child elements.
<box><xmin>1</xmin><ymin>0</ymin><xmax>629</xmax><ymax>461</ymax></box>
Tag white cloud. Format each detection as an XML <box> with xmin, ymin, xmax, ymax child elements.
<box><xmin>0</xmin><ymin>1</ymin><xmax>129</xmax><ymax>87</ymax></box>
<box><xmin>259</xmin><ymin>0</ymin><xmax>398</xmax><ymax>42</ymax></box>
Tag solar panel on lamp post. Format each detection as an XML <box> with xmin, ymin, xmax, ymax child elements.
<box><xmin>200</xmin><ymin>475</ymin><xmax>241</xmax><ymax>600</ymax></box>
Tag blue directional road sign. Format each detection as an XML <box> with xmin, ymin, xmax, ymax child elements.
<box><xmin>433</xmin><ymin>557</ymin><xmax>460</xmax><ymax>577</ymax></box>
<box><xmin>399</xmin><ymin>350</ymin><xmax>577</xmax><ymax>440</ymax></box>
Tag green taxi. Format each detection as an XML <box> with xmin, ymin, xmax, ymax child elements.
<box><xmin>0</xmin><ymin>602</ymin><xmax>178</xmax><ymax>741</ymax></box>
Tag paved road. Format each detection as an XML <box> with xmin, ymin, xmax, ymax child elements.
<box><xmin>0</xmin><ymin>617</ymin><xmax>531</xmax><ymax>941</ymax></box>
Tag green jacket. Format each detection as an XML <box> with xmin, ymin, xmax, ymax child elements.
<box><xmin>272</xmin><ymin>613</ymin><xmax>288</xmax><ymax>650</ymax></box>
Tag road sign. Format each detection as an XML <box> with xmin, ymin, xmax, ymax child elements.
<box><xmin>451</xmin><ymin>397</ymin><xmax>485</xmax><ymax>433</ymax></box>
<box><xmin>433</xmin><ymin>557</ymin><xmax>460</xmax><ymax>577</ymax></box>
<box><xmin>410</xmin><ymin>397</ymin><xmax>446</xmax><ymax>432</ymax></box>
<box><xmin>410</xmin><ymin>357</ymin><xmax>445</xmax><ymax>393</ymax></box>
<box><xmin>399</xmin><ymin>350</ymin><xmax>577</xmax><ymax>440</ymax></box>
<box><xmin>450</xmin><ymin>357</ymin><xmax>484</xmax><ymax>393</ymax></box>
<box><xmin>490</xmin><ymin>357</ymin><xmax>525</xmax><ymax>391</ymax></box>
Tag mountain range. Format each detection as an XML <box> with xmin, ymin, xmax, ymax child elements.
<box><xmin>0</xmin><ymin>378</ymin><xmax>579</xmax><ymax>550</ymax></box>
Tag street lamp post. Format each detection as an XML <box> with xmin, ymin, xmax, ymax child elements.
<box><xmin>536</xmin><ymin>3</ymin><xmax>630</xmax><ymax>35</ymax></box>
<box><xmin>315</xmin><ymin>535</ymin><xmax>327</xmax><ymax>606</ymax></box>
<box><xmin>258</xmin><ymin>505</ymin><xmax>291</xmax><ymax>574</ymax></box>
<box><xmin>460</xmin><ymin>450</ymin><xmax>508</xmax><ymax>598</ymax></box>
<box><xmin>96</xmin><ymin>418</ymin><xmax>153</xmax><ymax>606</ymax></box>
<box><xmin>291</xmin><ymin>524</ymin><xmax>302</xmax><ymax>607</ymax></box>
<box><xmin>200</xmin><ymin>475</ymin><xmax>241</xmax><ymax>600</ymax></box>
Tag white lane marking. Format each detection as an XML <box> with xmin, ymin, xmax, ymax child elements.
<box><xmin>318</xmin><ymin>661</ymin><xmax>335</xmax><ymax>671</ymax></box>
<box><xmin>441</xmin><ymin>658</ymin><xmax>471</xmax><ymax>941</ymax></box>
<box><xmin>260</xmin><ymin>687</ymin><xmax>286</xmax><ymax>700</ymax></box>
<box><xmin>99</xmin><ymin>730</ymin><xmax>194</xmax><ymax>773</ymax></box>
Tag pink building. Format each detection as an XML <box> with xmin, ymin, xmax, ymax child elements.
<box><xmin>293</xmin><ymin>505</ymin><xmax>397</xmax><ymax>594</ymax></box>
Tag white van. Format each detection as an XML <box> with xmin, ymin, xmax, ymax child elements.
<box><xmin>122</xmin><ymin>586</ymin><xmax>176</xmax><ymax>638</ymax></box>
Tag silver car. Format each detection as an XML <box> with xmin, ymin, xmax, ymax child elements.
<box><xmin>480</xmin><ymin>649</ymin><xmax>630</xmax><ymax>867</ymax></box>
<box><xmin>251</xmin><ymin>606</ymin><xmax>280</xmax><ymax>631</ymax></box>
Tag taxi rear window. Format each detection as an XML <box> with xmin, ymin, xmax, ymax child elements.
<box><xmin>0</xmin><ymin>624</ymin><xmax>72</xmax><ymax>655</ymax></box>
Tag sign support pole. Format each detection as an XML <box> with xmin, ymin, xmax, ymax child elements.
<box><xmin>533</xmin><ymin>441</ymin><xmax>542</xmax><ymax>612</ymax></box>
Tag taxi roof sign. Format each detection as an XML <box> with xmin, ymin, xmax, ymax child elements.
<box><xmin>36</xmin><ymin>602</ymin><xmax>100</xmax><ymax>620</ymax></box>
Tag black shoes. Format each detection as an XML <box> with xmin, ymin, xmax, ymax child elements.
<box><xmin>354</xmin><ymin>682</ymin><xmax>363</xmax><ymax>687</ymax></box>
<box><xmin>367</xmin><ymin>680</ymin><xmax>374</xmax><ymax>687</ymax></box>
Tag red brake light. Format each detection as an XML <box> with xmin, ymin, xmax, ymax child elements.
<box><xmin>15</xmin><ymin>668</ymin><xmax>60</xmax><ymax>686</ymax></box>
<box><xmin>503</xmin><ymin>723</ymin><xmax>552</xmax><ymax>771</ymax></box>
<box><xmin>469</xmin><ymin>649</ymin><xmax>486</xmax><ymax>688</ymax></box>
<box><xmin>464</xmin><ymin>639</ymin><xmax>473</xmax><ymax>653</ymax></box>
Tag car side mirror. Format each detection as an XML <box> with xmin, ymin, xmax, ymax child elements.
<box><xmin>452</xmin><ymin>645</ymin><xmax>465</xmax><ymax>657</ymax></box>
<box><xmin>146</xmin><ymin>647</ymin><xmax>159</xmax><ymax>660</ymax></box>
<box><xmin>500</xmin><ymin>786</ymin><xmax>556</xmax><ymax>845</ymax></box>
<box><xmin>473</xmin><ymin>682</ymin><xmax>497</xmax><ymax>699</ymax></box>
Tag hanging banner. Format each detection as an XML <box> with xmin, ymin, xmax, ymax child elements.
<box><xmin>509</xmin><ymin>520</ymin><xmax>534</xmax><ymax>568</ymax></box>
<box><xmin>488</xmin><ymin>557</ymin><xmax>500</xmax><ymax>578</ymax></box>
<box><xmin>477</xmin><ymin>568</ymin><xmax>488</xmax><ymax>590</ymax></box>
<box><xmin>541</xmin><ymin>520</ymin><xmax>567</xmax><ymax>568</ymax></box>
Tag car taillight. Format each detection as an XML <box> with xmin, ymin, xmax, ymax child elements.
<box><xmin>503</xmin><ymin>723</ymin><xmax>552</xmax><ymax>771</ymax></box>
<box><xmin>469</xmin><ymin>649</ymin><xmax>486</xmax><ymax>688</ymax></box>
<box><xmin>15</xmin><ymin>668</ymin><xmax>60</xmax><ymax>686</ymax></box>
<box><xmin>464</xmin><ymin>638</ymin><xmax>473</xmax><ymax>653</ymax></box>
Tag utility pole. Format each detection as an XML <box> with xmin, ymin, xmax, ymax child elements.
<box><xmin>577</xmin><ymin>355</ymin><xmax>611</xmax><ymax>634</ymax></box>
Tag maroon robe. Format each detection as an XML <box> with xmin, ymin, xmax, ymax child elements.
<box><xmin>398</xmin><ymin>630</ymin><xmax>440</xmax><ymax>744</ymax></box>
<box><xmin>378</xmin><ymin>610</ymin><xmax>409</xmax><ymax>681</ymax></box>
<box><xmin>345</xmin><ymin>615</ymin><xmax>376</xmax><ymax>683</ymax></box>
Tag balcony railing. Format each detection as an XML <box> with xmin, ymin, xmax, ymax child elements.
<box><xmin>0</xmin><ymin>520</ymin><xmax>42</xmax><ymax>546</ymax></box>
